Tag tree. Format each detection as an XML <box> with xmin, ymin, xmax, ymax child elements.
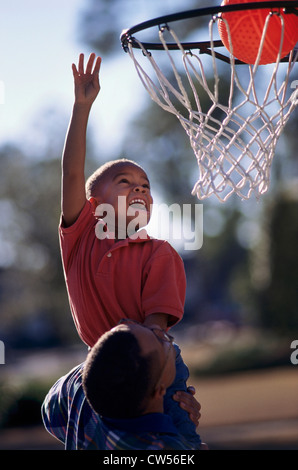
<box><xmin>253</xmin><ymin>188</ymin><xmax>298</xmax><ymax>334</ymax></box>
<box><xmin>77</xmin><ymin>0</ymin><xmax>211</xmax><ymax>54</ymax></box>
<box><xmin>0</xmin><ymin>108</ymin><xmax>101</xmax><ymax>347</ymax></box>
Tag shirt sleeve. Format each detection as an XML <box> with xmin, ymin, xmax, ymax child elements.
<box><xmin>41</xmin><ymin>376</ymin><xmax>69</xmax><ymax>444</ymax></box>
<box><xmin>59</xmin><ymin>200</ymin><xmax>94</xmax><ymax>272</ymax></box>
<box><xmin>41</xmin><ymin>364</ymin><xmax>84</xmax><ymax>445</ymax></box>
<box><xmin>142</xmin><ymin>241</ymin><xmax>186</xmax><ymax>326</ymax></box>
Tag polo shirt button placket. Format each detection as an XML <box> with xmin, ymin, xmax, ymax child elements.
<box><xmin>107</xmin><ymin>252</ymin><xmax>112</xmax><ymax>258</ymax></box>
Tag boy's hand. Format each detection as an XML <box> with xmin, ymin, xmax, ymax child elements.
<box><xmin>61</xmin><ymin>52</ymin><xmax>101</xmax><ymax>227</ymax></box>
<box><xmin>72</xmin><ymin>53</ymin><xmax>102</xmax><ymax>106</ymax></box>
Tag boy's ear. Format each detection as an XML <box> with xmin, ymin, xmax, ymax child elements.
<box><xmin>89</xmin><ymin>196</ymin><xmax>104</xmax><ymax>216</ymax></box>
<box><xmin>89</xmin><ymin>196</ymin><xmax>99</xmax><ymax>211</ymax></box>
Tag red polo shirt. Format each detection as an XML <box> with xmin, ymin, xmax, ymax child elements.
<box><xmin>59</xmin><ymin>201</ymin><xmax>186</xmax><ymax>347</ymax></box>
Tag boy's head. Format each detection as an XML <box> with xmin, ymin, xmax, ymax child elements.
<box><xmin>86</xmin><ymin>159</ymin><xmax>153</xmax><ymax>236</ymax></box>
<box><xmin>82</xmin><ymin>321</ymin><xmax>176</xmax><ymax>419</ymax></box>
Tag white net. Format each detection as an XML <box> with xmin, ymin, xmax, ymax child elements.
<box><xmin>125</xmin><ymin>13</ymin><xmax>298</xmax><ymax>202</ymax></box>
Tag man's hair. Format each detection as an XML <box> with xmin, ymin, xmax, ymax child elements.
<box><xmin>85</xmin><ymin>158</ymin><xmax>145</xmax><ymax>199</ymax></box>
<box><xmin>82</xmin><ymin>328</ymin><xmax>159</xmax><ymax>419</ymax></box>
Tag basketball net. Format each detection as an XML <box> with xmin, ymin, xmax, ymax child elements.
<box><xmin>125</xmin><ymin>13</ymin><xmax>298</xmax><ymax>202</ymax></box>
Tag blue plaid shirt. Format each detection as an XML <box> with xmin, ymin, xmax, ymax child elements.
<box><xmin>41</xmin><ymin>363</ymin><xmax>196</xmax><ymax>450</ymax></box>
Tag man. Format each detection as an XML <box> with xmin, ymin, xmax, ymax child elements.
<box><xmin>42</xmin><ymin>320</ymin><xmax>205</xmax><ymax>450</ymax></box>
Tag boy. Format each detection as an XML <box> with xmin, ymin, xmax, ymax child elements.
<box><xmin>59</xmin><ymin>53</ymin><xmax>202</xmax><ymax>448</ymax></box>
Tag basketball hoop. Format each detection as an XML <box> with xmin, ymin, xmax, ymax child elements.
<box><xmin>121</xmin><ymin>1</ymin><xmax>298</xmax><ymax>202</ymax></box>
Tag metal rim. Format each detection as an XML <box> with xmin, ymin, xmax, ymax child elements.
<box><xmin>120</xmin><ymin>1</ymin><xmax>298</xmax><ymax>63</ymax></box>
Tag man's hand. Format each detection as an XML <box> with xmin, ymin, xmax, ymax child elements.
<box><xmin>172</xmin><ymin>386</ymin><xmax>201</xmax><ymax>427</ymax></box>
<box><xmin>72</xmin><ymin>53</ymin><xmax>101</xmax><ymax>106</ymax></box>
<box><xmin>173</xmin><ymin>386</ymin><xmax>209</xmax><ymax>450</ymax></box>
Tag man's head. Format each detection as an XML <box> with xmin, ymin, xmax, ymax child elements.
<box><xmin>82</xmin><ymin>321</ymin><xmax>176</xmax><ymax>419</ymax></box>
<box><xmin>86</xmin><ymin>159</ymin><xmax>153</xmax><ymax>236</ymax></box>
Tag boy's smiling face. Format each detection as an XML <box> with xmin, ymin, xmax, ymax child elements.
<box><xmin>90</xmin><ymin>162</ymin><xmax>153</xmax><ymax>236</ymax></box>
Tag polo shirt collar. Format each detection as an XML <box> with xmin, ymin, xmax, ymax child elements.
<box><xmin>102</xmin><ymin>413</ymin><xmax>179</xmax><ymax>435</ymax></box>
<box><xmin>128</xmin><ymin>228</ymin><xmax>151</xmax><ymax>243</ymax></box>
<box><xmin>97</xmin><ymin>219</ymin><xmax>151</xmax><ymax>244</ymax></box>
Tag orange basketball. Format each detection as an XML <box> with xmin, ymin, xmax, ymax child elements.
<box><xmin>218</xmin><ymin>0</ymin><xmax>298</xmax><ymax>64</ymax></box>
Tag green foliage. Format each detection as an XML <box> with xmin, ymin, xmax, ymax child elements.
<box><xmin>180</xmin><ymin>326</ymin><xmax>293</xmax><ymax>377</ymax></box>
<box><xmin>0</xmin><ymin>145</ymin><xmax>69</xmax><ymax>345</ymax></box>
<box><xmin>191</xmin><ymin>336</ymin><xmax>291</xmax><ymax>377</ymax></box>
<box><xmin>254</xmin><ymin>192</ymin><xmax>298</xmax><ymax>335</ymax></box>
<box><xmin>77</xmin><ymin>0</ymin><xmax>214</xmax><ymax>55</ymax></box>
<box><xmin>0</xmin><ymin>125</ymin><xmax>102</xmax><ymax>346</ymax></box>
<box><xmin>0</xmin><ymin>379</ymin><xmax>51</xmax><ymax>428</ymax></box>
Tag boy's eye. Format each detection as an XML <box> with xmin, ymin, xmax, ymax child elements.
<box><xmin>118</xmin><ymin>178</ymin><xmax>150</xmax><ymax>189</ymax></box>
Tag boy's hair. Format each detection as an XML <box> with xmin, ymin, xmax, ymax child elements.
<box><xmin>85</xmin><ymin>158</ymin><xmax>145</xmax><ymax>199</ymax></box>
<box><xmin>82</xmin><ymin>328</ymin><xmax>159</xmax><ymax>419</ymax></box>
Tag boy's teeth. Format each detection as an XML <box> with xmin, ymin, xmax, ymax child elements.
<box><xmin>130</xmin><ymin>199</ymin><xmax>145</xmax><ymax>205</ymax></box>
<box><xmin>129</xmin><ymin>199</ymin><xmax>146</xmax><ymax>209</ymax></box>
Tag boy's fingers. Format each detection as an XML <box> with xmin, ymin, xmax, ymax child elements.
<box><xmin>93</xmin><ymin>56</ymin><xmax>102</xmax><ymax>74</ymax></box>
<box><xmin>76</xmin><ymin>53</ymin><xmax>101</xmax><ymax>77</ymax></box>
<box><xmin>72</xmin><ymin>63</ymin><xmax>78</xmax><ymax>78</ymax></box>
<box><xmin>78</xmin><ymin>53</ymin><xmax>84</xmax><ymax>74</ymax></box>
<box><xmin>86</xmin><ymin>52</ymin><xmax>96</xmax><ymax>74</ymax></box>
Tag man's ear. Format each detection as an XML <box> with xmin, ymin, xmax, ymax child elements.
<box><xmin>152</xmin><ymin>383</ymin><xmax>167</xmax><ymax>401</ymax></box>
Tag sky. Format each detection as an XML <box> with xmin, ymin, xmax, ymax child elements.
<box><xmin>0</xmin><ymin>1</ymin><xmax>81</xmax><ymax>143</ymax></box>
<box><xmin>0</xmin><ymin>0</ymin><xmax>276</xmax><ymax>249</ymax></box>
<box><xmin>0</xmin><ymin>0</ymin><xmax>193</xmax><ymax>153</ymax></box>
<box><xmin>0</xmin><ymin>0</ymin><xmax>151</xmax><ymax>155</ymax></box>
<box><xmin>1</xmin><ymin>1</ymin><xmax>296</xmax><ymax>157</ymax></box>
<box><xmin>0</xmin><ymin>0</ymin><xmax>200</xmax><ymax>248</ymax></box>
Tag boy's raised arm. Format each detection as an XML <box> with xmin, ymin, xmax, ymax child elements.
<box><xmin>61</xmin><ymin>53</ymin><xmax>102</xmax><ymax>227</ymax></box>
